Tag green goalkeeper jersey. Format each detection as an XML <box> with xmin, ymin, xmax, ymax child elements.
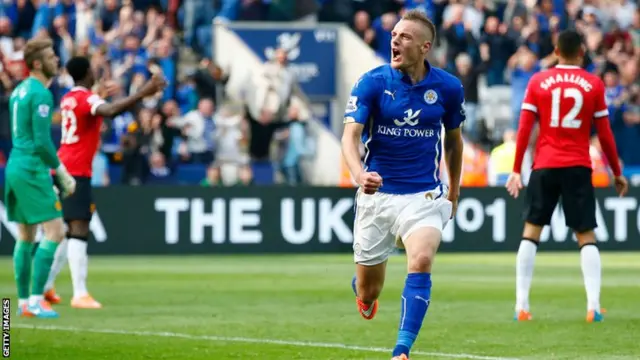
<box><xmin>7</xmin><ymin>77</ymin><xmax>61</xmax><ymax>173</ymax></box>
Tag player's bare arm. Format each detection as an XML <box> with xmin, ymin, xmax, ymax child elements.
<box><xmin>444</xmin><ymin>127</ymin><xmax>463</xmax><ymax>217</ymax></box>
<box><xmin>341</xmin><ymin>121</ymin><xmax>382</xmax><ymax>194</ymax></box>
<box><xmin>94</xmin><ymin>73</ymin><xmax>167</xmax><ymax>118</ymax></box>
<box><xmin>506</xmin><ymin>110</ymin><xmax>536</xmax><ymax>198</ymax></box>
<box><xmin>591</xmin><ymin>78</ymin><xmax>628</xmax><ymax>197</ymax></box>
<box><xmin>507</xmin><ymin>77</ymin><xmax>539</xmax><ymax>199</ymax></box>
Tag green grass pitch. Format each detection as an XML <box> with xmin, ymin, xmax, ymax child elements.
<box><xmin>2</xmin><ymin>253</ymin><xmax>639</xmax><ymax>360</ymax></box>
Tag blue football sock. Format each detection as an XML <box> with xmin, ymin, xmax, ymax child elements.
<box><xmin>392</xmin><ymin>272</ymin><xmax>432</xmax><ymax>357</ymax></box>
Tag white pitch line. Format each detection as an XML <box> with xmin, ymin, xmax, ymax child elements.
<box><xmin>13</xmin><ymin>324</ymin><xmax>520</xmax><ymax>360</ymax></box>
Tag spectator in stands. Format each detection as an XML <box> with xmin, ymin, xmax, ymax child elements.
<box><xmin>352</xmin><ymin>10</ymin><xmax>377</xmax><ymax>50</ymax></box>
<box><xmin>5</xmin><ymin>0</ymin><xmax>36</xmax><ymax>39</ymax></box>
<box><xmin>502</xmin><ymin>0</ymin><xmax>529</xmax><ymax>31</ymax></box>
<box><xmin>507</xmin><ymin>45</ymin><xmax>542</xmax><ymax>130</ymax></box>
<box><xmin>177</xmin><ymin>97</ymin><xmax>216</xmax><ymax>164</ymax></box>
<box><xmin>98</xmin><ymin>0</ymin><xmax>120</xmax><ymax>34</ymax></box>
<box><xmin>371</xmin><ymin>11</ymin><xmax>398</xmax><ymax>60</ymax></box>
<box><xmin>52</xmin><ymin>14</ymin><xmax>74</xmax><ymax>66</ymax></box>
<box><xmin>156</xmin><ymin>100</ymin><xmax>182</xmax><ymax>162</ymax></box>
<box><xmin>236</xmin><ymin>163</ymin><xmax>254</xmax><ymax>186</ymax></box>
<box><xmin>245</xmin><ymin>47</ymin><xmax>300</xmax><ymax>161</ymax></box>
<box><xmin>442</xmin><ymin>4</ymin><xmax>476</xmax><ymax>72</ymax></box>
<box><xmin>136</xmin><ymin>108</ymin><xmax>164</xmax><ymax>156</ymax></box>
<box><xmin>214</xmin><ymin>106</ymin><xmax>246</xmax><ymax>172</ymax></box>
<box><xmin>182</xmin><ymin>0</ymin><xmax>216</xmax><ymax>52</ymax></box>
<box><xmin>146</xmin><ymin>151</ymin><xmax>175</xmax><ymax>184</ymax></box>
<box><xmin>281</xmin><ymin>105</ymin><xmax>309</xmax><ymax>186</ymax></box>
<box><xmin>120</xmin><ymin>126</ymin><xmax>145</xmax><ymax>185</ymax></box>
<box><xmin>92</xmin><ymin>140</ymin><xmax>110</xmax><ymax>187</ymax></box>
<box><xmin>192</xmin><ymin>58</ymin><xmax>228</xmax><ymax>109</ymax></box>
<box><xmin>176</xmin><ymin>75</ymin><xmax>198</xmax><ymax>115</ymax></box>
<box><xmin>479</xmin><ymin>16</ymin><xmax>514</xmax><ymax>85</ymax></box>
<box><xmin>519</xmin><ymin>15</ymin><xmax>554</xmax><ymax>59</ymax></box>
<box><xmin>453</xmin><ymin>51</ymin><xmax>487</xmax><ymax>142</ymax></box>
<box><xmin>201</xmin><ymin>162</ymin><xmax>221</xmax><ymax>187</ymax></box>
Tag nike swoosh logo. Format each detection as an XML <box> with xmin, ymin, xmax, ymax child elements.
<box><xmin>361</xmin><ymin>306</ymin><xmax>374</xmax><ymax>317</ymax></box>
<box><xmin>30</xmin><ymin>307</ymin><xmax>41</xmax><ymax>314</ymax></box>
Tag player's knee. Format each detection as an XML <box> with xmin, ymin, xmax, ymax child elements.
<box><xmin>42</xmin><ymin>218</ymin><xmax>66</xmax><ymax>242</ymax></box>
<box><xmin>68</xmin><ymin>220</ymin><xmax>90</xmax><ymax>239</ymax></box>
<box><xmin>522</xmin><ymin>222</ymin><xmax>543</xmax><ymax>241</ymax></box>
<box><xmin>575</xmin><ymin>229</ymin><xmax>596</xmax><ymax>248</ymax></box>
<box><xmin>17</xmin><ymin>224</ymin><xmax>37</xmax><ymax>242</ymax></box>
<box><xmin>407</xmin><ymin>249</ymin><xmax>435</xmax><ymax>273</ymax></box>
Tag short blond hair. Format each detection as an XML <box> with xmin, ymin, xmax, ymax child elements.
<box><xmin>24</xmin><ymin>38</ymin><xmax>53</xmax><ymax>71</ymax></box>
<box><xmin>402</xmin><ymin>9</ymin><xmax>436</xmax><ymax>42</ymax></box>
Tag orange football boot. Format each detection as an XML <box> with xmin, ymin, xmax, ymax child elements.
<box><xmin>392</xmin><ymin>354</ymin><xmax>409</xmax><ymax>360</ymax></box>
<box><xmin>352</xmin><ymin>276</ymin><xmax>378</xmax><ymax>320</ymax></box>
<box><xmin>44</xmin><ymin>288</ymin><xmax>61</xmax><ymax>304</ymax></box>
<box><xmin>356</xmin><ymin>297</ymin><xmax>378</xmax><ymax>320</ymax></box>
<box><xmin>17</xmin><ymin>303</ymin><xmax>35</xmax><ymax>317</ymax></box>
<box><xmin>586</xmin><ymin>308</ymin><xmax>606</xmax><ymax>323</ymax></box>
<box><xmin>71</xmin><ymin>294</ymin><xmax>102</xmax><ymax>309</ymax></box>
<box><xmin>515</xmin><ymin>310</ymin><xmax>533</xmax><ymax>321</ymax></box>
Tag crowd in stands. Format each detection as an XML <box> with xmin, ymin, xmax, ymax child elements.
<box><xmin>0</xmin><ymin>0</ymin><xmax>638</xmax><ymax>188</ymax></box>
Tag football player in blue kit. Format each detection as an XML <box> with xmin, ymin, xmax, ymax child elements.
<box><xmin>341</xmin><ymin>9</ymin><xmax>466</xmax><ymax>360</ymax></box>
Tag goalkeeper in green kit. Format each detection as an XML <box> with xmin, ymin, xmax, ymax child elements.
<box><xmin>5</xmin><ymin>38</ymin><xmax>76</xmax><ymax>319</ymax></box>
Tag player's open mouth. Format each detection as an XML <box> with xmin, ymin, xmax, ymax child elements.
<box><xmin>392</xmin><ymin>48</ymin><xmax>401</xmax><ymax>61</ymax></box>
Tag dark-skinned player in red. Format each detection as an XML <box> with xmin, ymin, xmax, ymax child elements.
<box><xmin>505</xmin><ymin>30</ymin><xmax>628</xmax><ymax>323</ymax></box>
<box><xmin>44</xmin><ymin>56</ymin><xmax>167</xmax><ymax>308</ymax></box>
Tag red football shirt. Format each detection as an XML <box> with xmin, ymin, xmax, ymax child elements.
<box><xmin>521</xmin><ymin>65</ymin><xmax>609</xmax><ymax>170</ymax></box>
<box><xmin>58</xmin><ymin>87</ymin><xmax>106</xmax><ymax>177</ymax></box>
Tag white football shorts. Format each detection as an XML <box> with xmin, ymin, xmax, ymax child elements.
<box><xmin>352</xmin><ymin>185</ymin><xmax>453</xmax><ymax>266</ymax></box>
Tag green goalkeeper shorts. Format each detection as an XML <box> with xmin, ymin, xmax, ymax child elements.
<box><xmin>4</xmin><ymin>168</ymin><xmax>62</xmax><ymax>225</ymax></box>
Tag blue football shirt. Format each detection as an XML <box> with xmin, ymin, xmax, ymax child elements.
<box><xmin>344</xmin><ymin>62</ymin><xmax>466</xmax><ymax>195</ymax></box>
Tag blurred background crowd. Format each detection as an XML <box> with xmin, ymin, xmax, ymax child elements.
<box><xmin>0</xmin><ymin>0</ymin><xmax>637</xmax><ymax>188</ymax></box>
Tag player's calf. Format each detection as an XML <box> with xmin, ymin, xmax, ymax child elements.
<box><xmin>392</xmin><ymin>227</ymin><xmax>440</xmax><ymax>359</ymax></box>
<box><xmin>352</xmin><ymin>263</ymin><xmax>386</xmax><ymax>320</ymax></box>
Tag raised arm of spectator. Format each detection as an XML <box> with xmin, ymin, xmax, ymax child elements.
<box><xmin>507</xmin><ymin>49</ymin><xmax>520</xmax><ymax>69</ymax></box>
<box><xmin>475</xmin><ymin>43</ymin><xmax>491</xmax><ymax>74</ymax></box>
<box><xmin>182</xmin><ymin>112</ymin><xmax>205</xmax><ymax>140</ymax></box>
<box><xmin>539</xmin><ymin>52</ymin><xmax>558</xmax><ymax>68</ymax></box>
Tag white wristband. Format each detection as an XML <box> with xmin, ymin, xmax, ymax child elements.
<box><xmin>56</xmin><ymin>164</ymin><xmax>68</xmax><ymax>175</ymax></box>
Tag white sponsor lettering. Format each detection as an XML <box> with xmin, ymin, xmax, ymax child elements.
<box><xmin>228</xmin><ymin>199</ymin><xmax>262</xmax><ymax>244</ymax></box>
<box><xmin>377</xmin><ymin>125</ymin><xmax>435</xmax><ymax>138</ymax></box>
<box><xmin>281</xmin><ymin>198</ymin><xmax>353</xmax><ymax>244</ymax></box>
<box><xmin>154</xmin><ymin>197</ymin><xmax>352</xmax><ymax>246</ymax></box>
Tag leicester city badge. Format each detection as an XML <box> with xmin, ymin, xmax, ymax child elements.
<box><xmin>424</xmin><ymin>89</ymin><xmax>438</xmax><ymax>105</ymax></box>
